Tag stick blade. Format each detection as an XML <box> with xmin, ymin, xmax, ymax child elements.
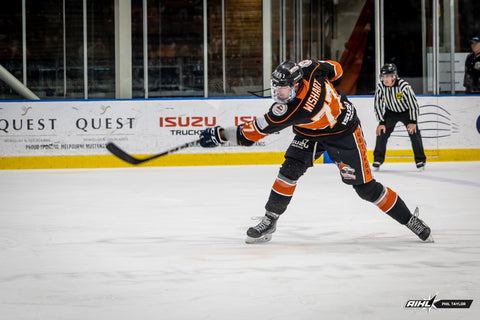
<box><xmin>106</xmin><ymin>142</ymin><xmax>143</xmax><ymax>165</ymax></box>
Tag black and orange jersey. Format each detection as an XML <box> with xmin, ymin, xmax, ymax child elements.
<box><xmin>238</xmin><ymin>59</ymin><xmax>359</xmax><ymax>145</ymax></box>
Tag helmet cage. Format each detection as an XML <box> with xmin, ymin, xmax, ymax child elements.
<box><xmin>271</xmin><ymin>83</ymin><xmax>297</xmax><ymax>104</ymax></box>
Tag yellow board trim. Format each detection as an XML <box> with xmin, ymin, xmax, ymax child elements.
<box><xmin>368</xmin><ymin>149</ymin><xmax>480</xmax><ymax>163</ymax></box>
<box><xmin>1</xmin><ymin>149</ymin><xmax>479</xmax><ymax>170</ymax></box>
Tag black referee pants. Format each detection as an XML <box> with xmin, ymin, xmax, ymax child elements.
<box><xmin>373</xmin><ymin>110</ymin><xmax>426</xmax><ymax>164</ymax></box>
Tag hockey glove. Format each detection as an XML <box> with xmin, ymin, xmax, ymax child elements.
<box><xmin>199</xmin><ymin>126</ymin><xmax>227</xmax><ymax>147</ymax></box>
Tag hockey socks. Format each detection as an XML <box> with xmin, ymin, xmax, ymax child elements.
<box><xmin>374</xmin><ymin>186</ymin><xmax>411</xmax><ymax>224</ymax></box>
<box><xmin>265</xmin><ymin>173</ymin><xmax>298</xmax><ymax>214</ymax></box>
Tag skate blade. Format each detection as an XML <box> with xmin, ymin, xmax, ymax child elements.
<box><xmin>245</xmin><ymin>234</ymin><xmax>272</xmax><ymax>244</ymax></box>
<box><xmin>424</xmin><ymin>235</ymin><xmax>434</xmax><ymax>243</ymax></box>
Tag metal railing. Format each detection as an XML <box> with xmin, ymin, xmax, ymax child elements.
<box><xmin>0</xmin><ymin>64</ymin><xmax>40</xmax><ymax>100</ymax></box>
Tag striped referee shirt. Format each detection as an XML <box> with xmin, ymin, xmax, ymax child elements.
<box><xmin>374</xmin><ymin>78</ymin><xmax>420</xmax><ymax>124</ymax></box>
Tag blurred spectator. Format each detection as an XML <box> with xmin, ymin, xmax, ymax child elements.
<box><xmin>464</xmin><ymin>36</ymin><xmax>480</xmax><ymax>94</ymax></box>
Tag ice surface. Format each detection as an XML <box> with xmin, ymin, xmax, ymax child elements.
<box><xmin>1</xmin><ymin>162</ymin><xmax>479</xmax><ymax>320</ymax></box>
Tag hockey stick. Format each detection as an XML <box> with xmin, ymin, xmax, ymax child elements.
<box><xmin>106</xmin><ymin>139</ymin><xmax>201</xmax><ymax>165</ymax></box>
<box><xmin>247</xmin><ymin>88</ymin><xmax>271</xmax><ymax>98</ymax></box>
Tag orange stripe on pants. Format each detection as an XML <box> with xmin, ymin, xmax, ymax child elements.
<box><xmin>354</xmin><ymin>126</ymin><xmax>373</xmax><ymax>183</ymax></box>
<box><xmin>272</xmin><ymin>178</ymin><xmax>297</xmax><ymax>196</ymax></box>
<box><xmin>375</xmin><ymin>187</ymin><xmax>398</xmax><ymax>213</ymax></box>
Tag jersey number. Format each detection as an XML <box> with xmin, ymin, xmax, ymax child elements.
<box><xmin>308</xmin><ymin>84</ymin><xmax>343</xmax><ymax>129</ymax></box>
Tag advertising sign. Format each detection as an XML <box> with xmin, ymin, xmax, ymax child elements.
<box><xmin>1</xmin><ymin>96</ymin><xmax>479</xmax><ymax>160</ymax></box>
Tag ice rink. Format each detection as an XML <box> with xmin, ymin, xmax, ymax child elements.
<box><xmin>1</xmin><ymin>161</ymin><xmax>479</xmax><ymax>320</ymax></box>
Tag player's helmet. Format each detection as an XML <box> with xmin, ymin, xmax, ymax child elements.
<box><xmin>271</xmin><ymin>61</ymin><xmax>304</xmax><ymax>103</ymax></box>
<box><xmin>380</xmin><ymin>63</ymin><xmax>398</xmax><ymax>78</ymax></box>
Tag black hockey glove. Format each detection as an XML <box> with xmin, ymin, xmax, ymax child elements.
<box><xmin>199</xmin><ymin>126</ymin><xmax>227</xmax><ymax>147</ymax></box>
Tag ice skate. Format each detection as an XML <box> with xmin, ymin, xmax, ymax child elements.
<box><xmin>245</xmin><ymin>212</ymin><xmax>279</xmax><ymax>244</ymax></box>
<box><xmin>406</xmin><ymin>207</ymin><xmax>433</xmax><ymax>242</ymax></box>
<box><xmin>372</xmin><ymin>162</ymin><xmax>381</xmax><ymax>171</ymax></box>
<box><xmin>416</xmin><ymin>162</ymin><xmax>425</xmax><ymax>171</ymax></box>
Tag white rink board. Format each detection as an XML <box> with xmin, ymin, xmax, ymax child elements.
<box><xmin>1</xmin><ymin>96</ymin><xmax>479</xmax><ymax>157</ymax></box>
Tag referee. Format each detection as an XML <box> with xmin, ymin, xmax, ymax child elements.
<box><xmin>372</xmin><ymin>63</ymin><xmax>426</xmax><ymax>170</ymax></box>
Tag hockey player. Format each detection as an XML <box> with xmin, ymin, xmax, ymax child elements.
<box><xmin>198</xmin><ymin>59</ymin><xmax>432</xmax><ymax>244</ymax></box>
<box><xmin>372</xmin><ymin>63</ymin><xmax>426</xmax><ymax>170</ymax></box>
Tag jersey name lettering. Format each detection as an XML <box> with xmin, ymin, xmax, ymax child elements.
<box><xmin>307</xmin><ymin>83</ymin><xmax>343</xmax><ymax>129</ymax></box>
<box><xmin>303</xmin><ymin>79</ymin><xmax>322</xmax><ymax>112</ymax></box>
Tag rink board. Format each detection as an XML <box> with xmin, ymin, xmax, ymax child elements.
<box><xmin>1</xmin><ymin>96</ymin><xmax>479</xmax><ymax>169</ymax></box>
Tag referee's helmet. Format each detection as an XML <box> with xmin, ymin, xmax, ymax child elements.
<box><xmin>380</xmin><ymin>63</ymin><xmax>398</xmax><ymax>78</ymax></box>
